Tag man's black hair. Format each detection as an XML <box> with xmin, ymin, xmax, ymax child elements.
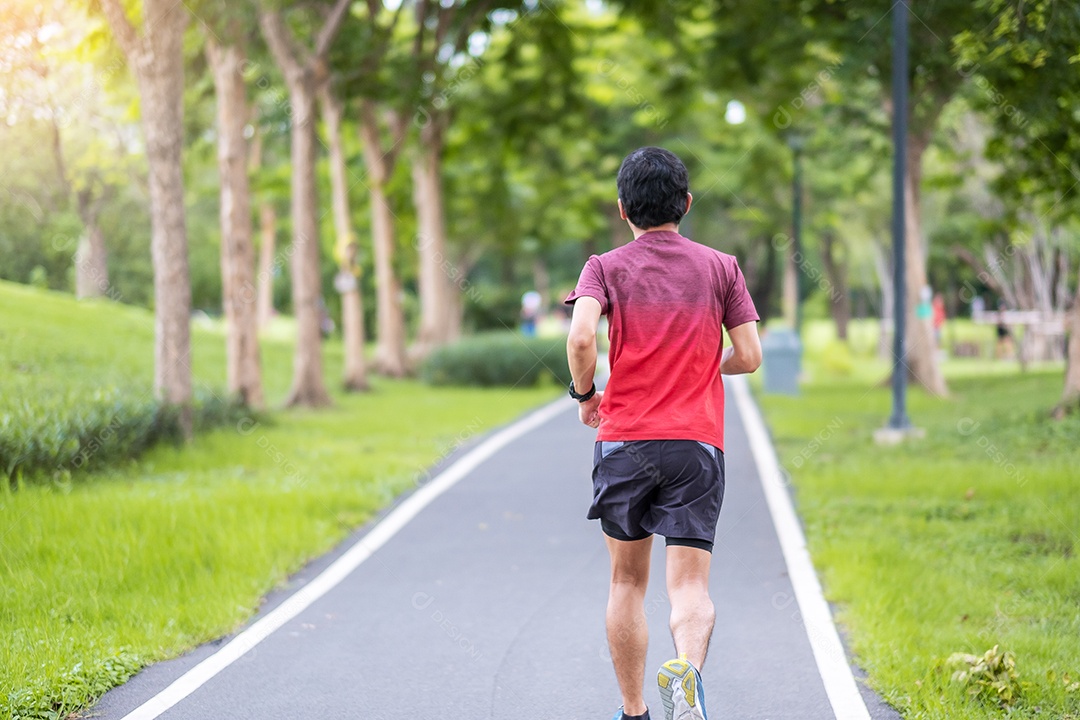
<box><xmin>616</xmin><ymin>147</ymin><xmax>690</xmax><ymax>230</ymax></box>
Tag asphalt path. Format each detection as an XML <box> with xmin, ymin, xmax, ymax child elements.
<box><xmin>93</xmin><ymin>389</ymin><xmax>901</xmax><ymax>720</ymax></box>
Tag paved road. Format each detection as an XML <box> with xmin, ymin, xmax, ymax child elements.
<box><xmin>94</xmin><ymin>391</ymin><xmax>900</xmax><ymax>720</ymax></box>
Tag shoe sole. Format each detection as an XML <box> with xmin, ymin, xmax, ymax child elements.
<box><xmin>657</xmin><ymin>658</ymin><xmax>704</xmax><ymax>720</ymax></box>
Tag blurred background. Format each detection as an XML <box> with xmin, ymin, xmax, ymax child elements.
<box><xmin>1</xmin><ymin>1</ymin><xmax>1078</xmax><ymax>719</ymax></box>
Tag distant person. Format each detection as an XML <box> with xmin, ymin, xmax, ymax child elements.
<box><xmin>932</xmin><ymin>293</ymin><xmax>946</xmax><ymax>347</ymax></box>
<box><xmin>917</xmin><ymin>284</ymin><xmax>933</xmax><ymax>329</ymax></box>
<box><xmin>995</xmin><ymin>300</ymin><xmax>1013</xmax><ymax>359</ymax></box>
<box><xmin>520</xmin><ymin>290</ymin><xmax>542</xmax><ymax>337</ymax></box>
<box><xmin>971</xmin><ymin>295</ymin><xmax>986</xmax><ymax>318</ymax></box>
<box><xmin>565</xmin><ymin>147</ymin><xmax>762</xmax><ymax>720</ymax></box>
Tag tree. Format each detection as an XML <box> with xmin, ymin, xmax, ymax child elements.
<box><xmin>330</xmin><ymin>0</ymin><xmax>411</xmax><ymax>377</ymax></box>
<box><xmin>320</xmin><ymin>81</ymin><xmax>369</xmax><ymax>391</ymax></box>
<box><xmin>679</xmin><ymin>0</ymin><xmax>1007</xmax><ymax>396</ymax></box>
<box><xmin>411</xmin><ymin>0</ymin><xmax>542</xmax><ymax>355</ymax></box>
<box><xmin>357</xmin><ymin>99</ymin><xmax>409</xmax><ymax>376</ymax></box>
<box><xmin>249</xmin><ymin>128</ymin><xmax>279</xmax><ymax>330</ymax></box>
<box><xmin>206</xmin><ymin>28</ymin><xmax>264</xmax><ymax>408</ymax></box>
<box><xmin>4</xmin><ymin>1</ymin><xmax>128</xmax><ymax>299</ymax></box>
<box><xmin>259</xmin><ymin>0</ymin><xmax>352</xmax><ymax>407</ymax></box>
<box><xmin>96</xmin><ymin>0</ymin><xmax>194</xmax><ymax>434</ymax></box>
<box><xmin>954</xmin><ymin>0</ymin><xmax>1080</xmax><ymax>414</ymax></box>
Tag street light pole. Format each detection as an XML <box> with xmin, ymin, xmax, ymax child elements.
<box><xmin>792</xmin><ymin>139</ymin><xmax>804</xmax><ymax>337</ymax></box>
<box><xmin>888</xmin><ymin>0</ymin><xmax>911</xmax><ymax>429</ymax></box>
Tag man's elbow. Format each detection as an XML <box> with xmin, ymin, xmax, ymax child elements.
<box><xmin>746</xmin><ymin>346</ymin><xmax>763</xmax><ymax>373</ymax></box>
<box><xmin>732</xmin><ymin>344</ymin><xmax>762</xmax><ymax>373</ymax></box>
<box><xmin>567</xmin><ymin>333</ymin><xmax>594</xmax><ymax>356</ymax></box>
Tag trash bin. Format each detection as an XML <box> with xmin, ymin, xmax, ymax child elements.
<box><xmin>760</xmin><ymin>328</ymin><xmax>802</xmax><ymax>395</ymax></box>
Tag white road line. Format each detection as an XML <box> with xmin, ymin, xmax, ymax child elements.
<box><xmin>728</xmin><ymin>375</ymin><xmax>873</xmax><ymax>720</ymax></box>
<box><xmin>117</xmin><ymin>398</ymin><xmax>569</xmax><ymax>720</ymax></box>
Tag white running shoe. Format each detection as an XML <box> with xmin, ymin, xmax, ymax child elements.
<box><xmin>657</xmin><ymin>655</ymin><xmax>708</xmax><ymax>720</ymax></box>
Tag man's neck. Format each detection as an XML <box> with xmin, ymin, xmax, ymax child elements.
<box><xmin>631</xmin><ymin>222</ymin><xmax>680</xmax><ymax>239</ymax></box>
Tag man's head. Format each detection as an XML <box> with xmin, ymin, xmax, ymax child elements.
<box><xmin>616</xmin><ymin>147</ymin><xmax>691</xmax><ymax>231</ymax></box>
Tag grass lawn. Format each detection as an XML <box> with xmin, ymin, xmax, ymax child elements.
<box><xmin>757</xmin><ymin>320</ymin><xmax>1080</xmax><ymax>719</ymax></box>
<box><xmin>0</xmin><ymin>281</ymin><xmax>557</xmax><ymax>719</ymax></box>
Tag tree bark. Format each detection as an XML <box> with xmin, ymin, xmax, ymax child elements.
<box><xmin>249</xmin><ymin>131</ymin><xmax>277</xmax><ymax>330</ymax></box>
<box><xmin>358</xmin><ymin>100</ymin><xmax>407</xmax><ymax>377</ymax></box>
<box><xmin>100</xmin><ymin>0</ymin><xmax>194</xmax><ymax>435</ymax></box>
<box><xmin>256</xmin><ymin>203</ymin><xmax>276</xmax><ymax>330</ymax></box>
<box><xmin>820</xmin><ymin>229</ymin><xmax>850</xmax><ymax>341</ymax></box>
<box><xmin>74</xmin><ymin>203</ymin><xmax>109</xmax><ymax>299</ymax></box>
<box><xmin>532</xmin><ymin>256</ymin><xmax>551</xmax><ymax>308</ymax></box>
<box><xmin>320</xmin><ymin>85</ymin><xmax>369</xmax><ymax>391</ymax></box>
<box><xmin>1056</xmin><ymin>271</ymin><xmax>1080</xmax><ymax>417</ymax></box>
<box><xmin>282</xmin><ymin>79</ymin><xmax>330</xmax><ymax>407</ymax></box>
<box><xmin>207</xmin><ymin>39</ymin><xmax>263</xmax><ymax>409</ymax></box>
<box><xmin>50</xmin><ymin>105</ymin><xmax>111</xmax><ymax>300</ymax></box>
<box><xmin>872</xmin><ymin>237</ymin><xmax>894</xmax><ymax>359</ymax></box>
<box><xmin>413</xmin><ymin>123</ymin><xmax>457</xmax><ymax>354</ymax></box>
<box><xmin>744</xmin><ymin>234</ymin><xmax>777</xmax><ymax>324</ymax></box>
<box><xmin>902</xmin><ymin>133</ymin><xmax>948</xmax><ymax>396</ymax></box>
<box><xmin>259</xmin><ymin>5</ymin><xmax>351</xmax><ymax>407</ymax></box>
<box><xmin>781</xmin><ymin>244</ymin><xmax>798</xmax><ymax>329</ymax></box>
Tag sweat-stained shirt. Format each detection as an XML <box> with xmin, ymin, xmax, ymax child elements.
<box><xmin>564</xmin><ymin>230</ymin><xmax>759</xmax><ymax>452</ymax></box>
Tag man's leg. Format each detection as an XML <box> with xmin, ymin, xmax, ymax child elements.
<box><xmin>605</xmin><ymin>534</ymin><xmax>653</xmax><ymax>716</ymax></box>
<box><xmin>665</xmin><ymin>545</ymin><xmax>714</xmax><ymax>670</ymax></box>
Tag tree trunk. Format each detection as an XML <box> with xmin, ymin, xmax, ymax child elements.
<box><xmin>358</xmin><ymin>102</ymin><xmax>407</xmax><ymax>377</ymax></box>
<box><xmin>141</xmin><ymin>6</ymin><xmax>193</xmax><ymax>433</ymax></box>
<box><xmin>532</xmin><ymin>256</ymin><xmax>551</xmax><ymax>308</ymax></box>
<box><xmin>51</xmin><ymin>110</ymin><xmax>111</xmax><ymax>300</ymax></box>
<box><xmin>820</xmin><ymin>229</ymin><xmax>850</xmax><ymax>341</ymax></box>
<box><xmin>208</xmin><ymin>39</ymin><xmax>263</xmax><ymax>409</ymax></box>
<box><xmin>281</xmin><ymin>79</ymin><xmax>331</xmax><ymax>407</ymax></box>
<box><xmin>320</xmin><ymin>86</ymin><xmax>368</xmax><ymax>391</ymax></box>
<box><xmin>259</xmin><ymin>8</ymin><xmax>338</xmax><ymax>407</ymax></box>
<box><xmin>902</xmin><ymin>134</ymin><xmax>948</xmax><ymax>396</ymax></box>
<box><xmin>1056</xmin><ymin>276</ymin><xmax>1080</xmax><ymax>418</ymax></box>
<box><xmin>413</xmin><ymin>128</ymin><xmax>457</xmax><ymax>354</ymax></box>
<box><xmin>872</xmin><ymin>238</ymin><xmax>894</xmax><ymax>360</ymax></box>
<box><xmin>75</xmin><ymin>213</ymin><xmax>109</xmax><ymax>299</ymax></box>
<box><xmin>99</xmin><ymin>0</ymin><xmax>194</xmax><ymax>435</ymax></box>
<box><xmin>250</xmin><ymin>134</ymin><xmax>277</xmax><ymax>330</ymax></box>
<box><xmin>257</xmin><ymin>200</ymin><xmax>277</xmax><ymax>329</ymax></box>
<box><xmin>781</xmin><ymin>244</ymin><xmax>798</xmax><ymax>329</ymax></box>
<box><xmin>746</xmin><ymin>234</ymin><xmax>777</xmax><ymax>324</ymax></box>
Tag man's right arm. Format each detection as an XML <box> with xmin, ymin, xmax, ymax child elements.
<box><xmin>720</xmin><ymin>321</ymin><xmax>762</xmax><ymax>375</ymax></box>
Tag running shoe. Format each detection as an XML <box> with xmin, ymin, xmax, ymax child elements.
<box><xmin>657</xmin><ymin>654</ymin><xmax>707</xmax><ymax>720</ymax></box>
<box><xmin>611</xmin><ymin>707</ymin><xmax>651</xmax><ymax>720</ymax></box>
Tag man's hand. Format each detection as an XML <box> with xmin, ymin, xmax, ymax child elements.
<box><xmin>578</xmin><ymin>391</ymin><xmax>603</xmax><ymax>428</ymax></box>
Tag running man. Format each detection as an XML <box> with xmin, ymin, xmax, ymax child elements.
<box><xmin>565</xmin><ymin>147</ymin><xmax>762</xmax><ymax>720</ymax></box>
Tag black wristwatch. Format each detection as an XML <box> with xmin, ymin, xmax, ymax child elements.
<box><xmin>568</xmin><ymin>381</ymin><xmax>596</xmax><ymax>403</ymax></box>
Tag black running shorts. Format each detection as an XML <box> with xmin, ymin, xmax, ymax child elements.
<box><xmin>588</xmin><ymin>440</ymin><xmax>725</xmax><ymax>552</ymax></box>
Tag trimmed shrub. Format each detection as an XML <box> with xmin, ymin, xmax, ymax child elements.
<box><xmin>421</xmin><ymin>332</ymin><xmax>572</xmax><ymax>388</ymax></box>
<box><xmin>1</xmin><ymin>389</ymin><xmax>251</xmax><ymax>487</ymax></box>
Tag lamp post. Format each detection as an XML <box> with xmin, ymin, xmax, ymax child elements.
<box><xmin>888</xmin><ymin>1</ymin><xmax>911</xmax><ymax>430</ymax></box>
<box><xmin>787</xmin><ymin>131</ymin><xmax>806</xmax><ymax>338</ymax></box>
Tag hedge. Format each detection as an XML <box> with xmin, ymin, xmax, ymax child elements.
<box><xmin>421</xmin><ymin>332</ymin><xmax>573</xmax><ymax>388</ymax></box>
<box><xmin>1</xmin><ymin>388</ymin><xmax>249</xmax><ymax>487</ymax></box>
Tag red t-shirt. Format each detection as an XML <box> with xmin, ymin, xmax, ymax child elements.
<box><xmin>565</xmin><ymin>231</ymin><xmax>759</xmax><ymax>451</ymax></box>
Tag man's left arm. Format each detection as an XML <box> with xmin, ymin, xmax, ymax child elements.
<box><xmin>567</xmin><ymin>296</ymin><xmax>603</xmax><ymax>427</ymax></box>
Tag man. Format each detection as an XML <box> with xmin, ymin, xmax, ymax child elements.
<box><xmin>565</xmin><ymin>147</ymin><xmax>762</xmax><ymax>720</ymax></box>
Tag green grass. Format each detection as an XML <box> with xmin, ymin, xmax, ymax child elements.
<box><xmin>758</xmin><ymin>322</ymin><xmax>1080</xmax><ymax>719</ymax></box>
<box><xmin>0</xmin><ymin>281</ymin><xmax>556</xmax><ymax>719</ymax></box>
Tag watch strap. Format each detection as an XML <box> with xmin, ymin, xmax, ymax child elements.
<box><xmin>568</xmin><ymin>381</ymin><xmax>596</xmax><ymax>403</ymax></box>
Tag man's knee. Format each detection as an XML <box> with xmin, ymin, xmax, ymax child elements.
<box><xmin>610</xmin><ymin>568</ymin><xmax>650</xmax><ymax>591</ymax></box>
